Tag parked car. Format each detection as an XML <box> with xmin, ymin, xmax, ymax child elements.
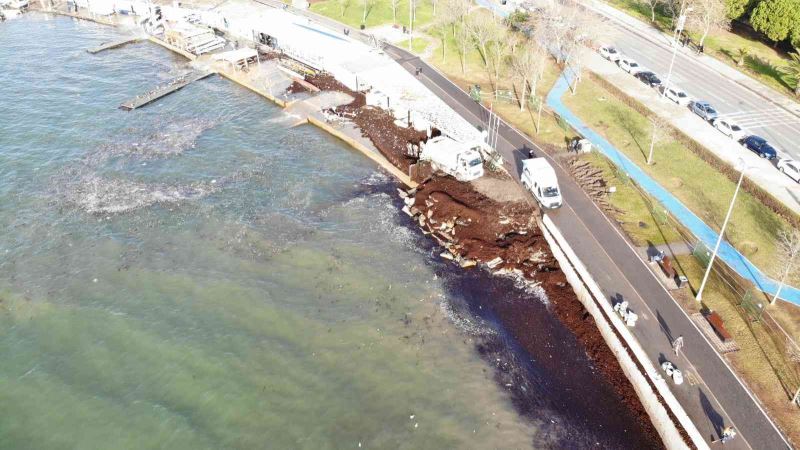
<box><xmin>617</xmin><ymin>57</ymin><xmax>642</xmax><ymax>74</ymax></box>
<box><xmin>739</xmin><ymin>135</ymin><xmax>777</xmax><ymax>159</ymax></box>
<box><xmin>634</xmin><ymin>71</ymin><xmax>661</xmax><ymax>87</ymax></box>
<box><xmin>690</xmin><ymin>101</ymin><xmax>719</xmax><ymax>122</ymax></box>
<box><xmin>598</xmin><ymin>45</ymin><xmax>621</xmax><ymax>62</ymax></box>
<box><xmin>712</xmin><ymin>118</ymin><xmax>746</xmax><ymax>140</ymax></box>
<box><xmin>661</xmin><ymin>85</ymin><xmax>691</xmax><ymax>106</ymax></box>
<box><xmin>777</xmin><ymin>158</ymin><xmax>800</xmax><ymax>183</ymax></box>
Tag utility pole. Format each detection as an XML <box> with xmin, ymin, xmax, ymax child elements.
<box><xmin>661</xmin><ymin>5</ymin><xmax>692</xmax><ymax>99</ymax></box>
<box><xmin>696</xmin><ymin>160</ymin><xmax>747</xmax><ymax>301</ymax></box>
<box><xmin>407</xmin><ymin>0</ymin><xmax>414</xmax><ymax>50</ymax></box>
<box><xmin>648</xmin><ymin>119</ymin><xmax>657</xmax><ymax>164</ymax></box>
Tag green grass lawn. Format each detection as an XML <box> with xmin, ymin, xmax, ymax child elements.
<box><xmin>425</xmin><ymin>15</ymin><xmax>567</xmax><ymax>146</ymax></box>
<box><xmin>563</xmin><ymin>76</ymin><xmax>791</xmax><ymax>275</ymax></box>
<box><xmin>674</xmin><ymin>255</ymin><xmax>800</xmax><ymax>443</ymax></box>
<box><xmin>578</xmin><ymin>153</ymin><xmax>683</xmax><ymax>246</ymax></box>
<box><xmin>407</xmin><ymin>36</ymin><xmax>429</xmax><ymax>54</ymax></box>
<box><xmin>310</xmin><ymin>0</ymin><xmax>436</xmax><ymax>29</ymax></box>
<box><xmin>604</xmin><ymin>0</ymin><xmax>798</xmax><ymax>99</ymax></box>
<box><xmin>702</xmin><ymin>30</ymin><xmax>795</xmax><ymax>95</ymax></box>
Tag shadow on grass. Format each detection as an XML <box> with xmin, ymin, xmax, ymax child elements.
<box><xmin>611</xmin><ymin>107</ymin><xmax>647</xmax><ymax>160</ymax></box>
<box><xmin>745</xmin><ymin>55</ymin><xmax>793</xmax><ymax>91</ymax></box>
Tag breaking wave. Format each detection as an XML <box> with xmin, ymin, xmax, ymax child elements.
<box><xmin>52</xmin><ymin>166</ymin><xmax>265</xmax><ymax>215</ymax></box>
<box><xmin>54</xmin><ymin>172</ymin><xmax>219</xmax><ymax>214</ymax></box>
<box><xmin>83</xmin><ymin>117</ymin><xmax>223</xmax><ymax>166</ymax></box>
<box><xmin>438</xmin><ymin>294</ymin><xmax>497</xmax><ymax>337</ymax></box>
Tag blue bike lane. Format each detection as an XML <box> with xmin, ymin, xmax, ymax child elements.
<box><xmin>546</xmin><ymin>71</ymin><xmax>800</xmax><ymax>306</ymax></box>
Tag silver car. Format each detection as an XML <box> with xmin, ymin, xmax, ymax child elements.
<box><xmin>690</xmin><ymin>101</ymin><xmax>718</xmax><ymax>122</ymax></box>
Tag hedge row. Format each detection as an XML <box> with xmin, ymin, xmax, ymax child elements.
<box><xmin>587</xmin><ymin>72</ymin><xmax>800</xmax><ymax>229</ymax></box>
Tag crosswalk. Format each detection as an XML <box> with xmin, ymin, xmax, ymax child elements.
<box><xmin>718</xmin><ymin>108</ymin><xmax>800</xmax><ymax>129</ymax></box>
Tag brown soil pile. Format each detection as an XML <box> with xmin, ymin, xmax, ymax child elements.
<box><xmin>285</xmin><ymin>80</ymin><xmax>309</xmax><ymax>94</ymax></box>
<box><xmin>303</xmin><ymin>72</ymin><xmax>669</xmax><ymax>448</ymax></box>
<box><xmin>408</xmin><ymin>175</ymin><xmax>665</xmax><ymax>447</ymax></box>
<box><xmin>304</xmin><ymin>73</ymin><xmax>427</xmax><ymax>172</ymax></box>
<box><xmin>410</xmin><ymin>175</ymin><xmax>545</xmax><ymax>272</ymax></box>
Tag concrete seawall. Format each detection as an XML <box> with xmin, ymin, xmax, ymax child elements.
<box><xmin>540</xmin><ymin>214</ymin><xmax>707</xmax><ymax>450</ymax></box>
<box><xmin>57</xmin><ymin>10</ymin><xmax>687</xmax><ymax>445</ymax></box>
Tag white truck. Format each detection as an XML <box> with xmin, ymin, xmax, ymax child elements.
<box><xmin>420</xmin><ymin>136</ymin><xmax>484</xmax><ymax>182</ymax></box>
<box><xmin>521</xmin><ymin>158</ymin><xmax>562</xmax><ymax>209</ymax></box>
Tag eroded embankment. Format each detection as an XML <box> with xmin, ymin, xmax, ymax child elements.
<box><xmin>299</xmin><ymin>72</ymin><xmax>666</xmax><ymax>448</ymax></box>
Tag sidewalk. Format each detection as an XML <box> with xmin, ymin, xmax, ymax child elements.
<box><xmin>584</xmin><ymin>0</ymin><xmax>800</xmax><ymax>119</ymax></box>
<box><xmin>548</xmin><ymin>67</ymin><xmax>800</xmax><ymax>305</ymax></box>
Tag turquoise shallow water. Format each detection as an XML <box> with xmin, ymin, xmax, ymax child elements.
<box><xmin>0</xmin><ymin>15</ymin><xmax>539</xmax><ymax>449</ymax></box>
<box><xmin>0</xmin><ymin>14</ymin><xmax>659</xmax><ymax>450</ymax></box>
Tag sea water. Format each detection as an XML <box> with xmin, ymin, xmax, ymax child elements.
<box><xmin>0</xmin><ymin>15</ymin><xmax>656</xmax><ymax>449</ymax></box>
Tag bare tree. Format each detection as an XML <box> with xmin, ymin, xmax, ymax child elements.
<box><xmin>335</xmin><ymin>0</ymin><xmax>351</xmax><ymax>17</ymax></box>
<box><xmin>510</xmin><ymin>40</ymin><xmax>546</xmax><ymax>111</ymax></box>
<box><xmin>536</xmin><ymin>2</ymin><xmax>600</xmax><ymax>92</ymax></box>
<box><xmin>533</xmin><ymin>1</ymin><xmax>600</xmax><ymax>74</ymax></box>
<box><xmin>439</xmin><ymin>0</ymin><xmax>471</xmax><ymax>73</ymax></box>
<box><xmin>647</xmin><ymin>116</ymin><xmax>670</xmax><ymax>164</ymax></box>
<box><xmin>361</xmin><ymin>0</ymin><xmax>371</xmax><ymax>25</ymax></box>
<box><xmin>643</xmin><ymin>0</ymin><xmax>661</xmax><ymax>22</ymax></box>
<box><xmin>431</xmin><ymin>0</ymin><xmax>437</xmax><ymax>16</ymax></box>
<box><xmin>408</xmin><ymin>0</ymin><xmax>418</xmax><ymax>33</ymax></box>
<box><xmin>663</xmin><ymin>0</ymin><xmax>691</xmax><ymax>30</ymax></box>
<box><xmin>487</xmin><ymin>25</ymin><xmax>512</xmax><ymax>97</ymax></box>
<box><xmin>466</xmin><ymin>11</ymin><xmax>499</xmax><ymax>69</ymax></box>
<box><xmin>771</xmin><ymin>228</ymin><xmax>800</xmax><ymax>304</ymax></box>
<box><xmin>390</xmin><ymin>0</ymin><xmax>401</xmax><ymax>22</ymax></box>
<box><xmin>687</xmin><ymin>0</ymin><xmax>728</xmax><ymax>48</ymax></box>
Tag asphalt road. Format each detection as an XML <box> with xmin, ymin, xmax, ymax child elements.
<box><xmin>382</xmin><ymin>44</ymin><xmax>792</xmax><ymax>449</ymax></box>
<box><xmin>600</xmin><ymin>14</ymin><xmax>800</xmax><ymax>161</ymax></box>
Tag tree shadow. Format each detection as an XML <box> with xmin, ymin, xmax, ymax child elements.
<box><xmin>611</xmin><ymin>107</ymin><xmax>646</xmax><ymax>160</ymax></box>
<box><xmin>699</xmin><ymin>390</ymin><xmax>724</xmax><ymax>440</ymax></box>
<box><xmin>745</xmin><ymin>55</ymin><xmax>792</xmax><ymax>91</ymax></box>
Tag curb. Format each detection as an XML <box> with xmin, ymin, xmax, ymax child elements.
<box><xmin>540</xmin><ymin>215</ymin><xmax>705</xmax><ymax>450</ymax></box>
<box><xmin>586</xmin><ymin>0</ymin><xmax>800</xmax><ymax>121</ymax></box>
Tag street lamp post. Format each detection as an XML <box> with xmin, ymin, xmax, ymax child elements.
<box><xmin>661</xmin><ymin>6</ymin><xmax>692</xmax><ymax>99</ymax></box>
<box><xmin>696</xmin><ymin>160</ymin><xmax>748</xmax><ymax>301</ymax></box>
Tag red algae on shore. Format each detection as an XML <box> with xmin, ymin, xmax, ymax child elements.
<box><xmin>299</xmin><ymin>72</ymin><xmax>669</xmax><ymax>448</ymax></box>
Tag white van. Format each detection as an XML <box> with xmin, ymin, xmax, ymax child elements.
<box><xmin>521</xmin><ymin>158</ymin><xmax>562</xmax><ymax>209</ymax></box>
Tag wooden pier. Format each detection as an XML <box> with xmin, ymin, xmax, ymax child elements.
<box><xmin>120</xmin><ymin>70</ymin><xmax>216</xmax><ymax>110</ymax></box>
<box><xmin>87</xmin><ymin>37</ymin><xmax>142</xmax><ymax>54</ymax></box>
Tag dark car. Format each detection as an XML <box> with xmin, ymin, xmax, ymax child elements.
<box><xmin>634</xmin><ymin>71</ymin><xmax>661</xmax><ymax>87</ymax></box>
<box><xmin>739</xmin><ymin>135</ymin><xmax>777</xmax><ymax>159</ymax></box>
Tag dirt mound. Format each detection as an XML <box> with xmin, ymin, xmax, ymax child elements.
<box><xmin>304</xmin><ymin>72</ymin><xmax>427</xmax><ymax>171</ymax></box>
<box><xmin>408</xmin><ymin>176</ymin><xmax>663</xmax><ymax>446</ymax></box>
<box><xmin>410</xmin><ymin>175</ymin><xmax>545</xmax><ymax>272</ymax></box>
<box><xmin>304</xmin><ymin>74</ymin><xmax>666</xmax><ymax>448</ymax></box>
<box><xmin>285</xmin><ymin>80</ymin><xmax>309</xmax><ymax>94</ymax></box>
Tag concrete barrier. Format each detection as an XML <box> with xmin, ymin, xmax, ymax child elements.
<box><xmin>540</xmin><ymin>214</ymin><xmax>708</xmax><ymax>450</ymax></box>
<box><xmin>217</xmin><ymin>71</ymin><xmax>287</xmax><ymax>108</ymax></box>
<box><xmin>307</xmin><ymin>116</ymin><xmax>417</xmax><ymax>189</ymax></box>
<box><xmin>146</xmin><ymin>36</ymin><xmax>197</xmax><ymax>61</ymax></box>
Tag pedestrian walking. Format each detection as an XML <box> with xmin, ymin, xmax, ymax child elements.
<box><xmin>673</xmin><ymin>335</ymin><xmax>684</xmax><ymax>357</ymax></box>
<box><xmin>712</xmin><ymin>426</ymin><xmax>737</xmax><ymax>444</ymax></box>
